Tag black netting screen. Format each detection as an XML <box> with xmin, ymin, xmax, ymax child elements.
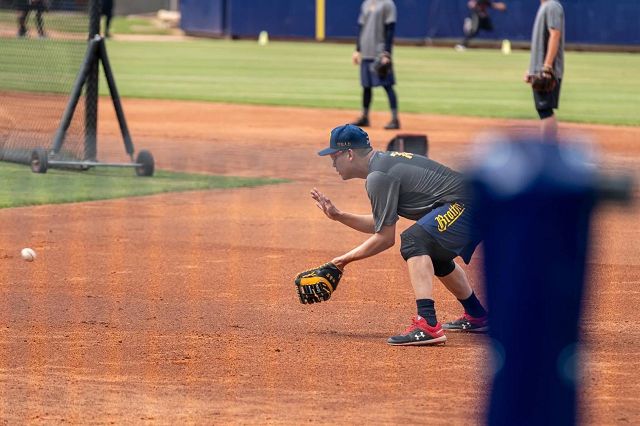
<box><xmin>0</xmin><ymin>0</ymin><xmax>90</xmax><ymax>164</ymax></box>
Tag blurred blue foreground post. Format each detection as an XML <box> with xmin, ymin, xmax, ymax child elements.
<box><xmin>468</xmin><ymin>139</ymin><xmax>633</xmax><ymax>426</ymax></box>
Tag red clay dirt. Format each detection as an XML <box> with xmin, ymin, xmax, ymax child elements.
<box><xmin>1</xmin><ymin>99</ymin><xmax>639</xmax><ymax>424</ymax></box>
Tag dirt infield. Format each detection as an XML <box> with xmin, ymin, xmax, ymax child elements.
<box><xmin>1</xmin><ymin>100</ymin><xmax>639</xmax><ymax>424</ymax></box>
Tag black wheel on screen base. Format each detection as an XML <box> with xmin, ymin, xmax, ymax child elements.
<box><xmin>30</xmin><ymin>148</ymin><xmax>49</xmax><ymax>173</ymax></box>
<box><xmin>135</xmin><ymin>149</ymin><xmax>154</xmax><ymax>177</ymax></box>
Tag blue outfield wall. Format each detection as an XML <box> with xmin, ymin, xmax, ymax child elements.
<box><xmin>180</xmin><ymin>0</ymin><xmax>317</xmax><ymax>38</ymax></box>
<box><xmin>180</xmin><ymin>0</ymin><xmax>640</xmax><ymax>46</ymax></box>
<box><xmin>226</xmin><ymin>0</ymin><xmax>316</xmax><ymax>38</ymax></box>
<box><xmin>180</xmin><ymin>0</ymin><xmax>226</xmax><ymax>36</ymax></box>
<box><xmin>325</xmin><ymin>0</ymin><xmax>431</xmax><ymax>40</ymax></box>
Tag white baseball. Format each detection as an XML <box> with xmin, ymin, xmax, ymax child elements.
<box><xmin>21</xmin><ymin>248</ymin><xmax>36</xmax><ymax>262</ymax></box>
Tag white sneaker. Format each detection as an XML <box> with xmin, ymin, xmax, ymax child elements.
<box><xmin>454</xmin><ymin>44</ymin><xmax>467</xmax><ymax>52</ymax></box>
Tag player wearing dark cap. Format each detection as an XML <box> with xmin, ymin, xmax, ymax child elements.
<box><xmin>310</xmin><ymin>124</ymin><xmax>488</xmax><ymax>346</ymax></box>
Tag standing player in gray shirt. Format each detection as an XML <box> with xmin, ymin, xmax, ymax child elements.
<box><xmin>525</xmin><ymin>0</ymin><xmax>565</xmax><ymax>142</ymax></box>
<box><xmin>352</xmin><ymin>0</ymin><xmax>400</xmax><ymax>130</ymax></box>
<box><xmin>311</xmin><ymin>124</ymin><xmax>488</xmax><ymax>346</ymax></box>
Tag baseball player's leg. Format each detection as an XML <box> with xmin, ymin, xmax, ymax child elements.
<box><xmin>17</xmin><ymin>7</ymin><xmax>28</xmax><ymax>37</ymax></box>
<box><xmin>363</xmin><ymin>87</ymin><xmax>372</xmax><ymax>116</ymax></box>
<box><xmin>459</xmin><ymin>31</ymin><xmax>472</xmax><ymax>48</ymax></box>
<box><xmin>400</xmin><ymin>223</ymin><xmax>455</xmax><ymax>320</ymax></box>
<box><xmin>459</xmin><ymin>11</ymin><xmax>480</xmax><ymax>48</ymax></box>
<box><xmin>415</xmin><ymin>202</ymin><xmax>489</xmax><ymax>332</ymax></box>
<box><xmin>541</xmin><ymin>114</ymin><xmax>558</xmax><ymax>142</ymax></box>
<box><xmin>102</xmin><ymin>0</ymin><xmax>114</xmax><ymax>36</ymax></box>
<box><xmin>406</xmin><ymin>255</ymin><xmax>435</xmax><ymax>300</ymax></box>
<box><xmin>104</xmin><ymin>0</ymin><xmax>114</xmax><ymax>37</ymax></box>
<box><xmin>387</xmin><ymin>225</ymin><xmax>449</xmax><ymax>346</ymax></box>
<box><xmin>403</xmin><ymin>230</ymin><xmax>487</xmax><ymax>332</ymax></box>
<box><xmin>35</xmin><ymin>7</ymin><xmax>45</xmax><ymax>37</ymax></box>
<box><xmin>439</xmin><ymin>264</ymin><xmax>488</xmax><ymax>332</ymax></box>
<box><xmin>534</xmin><ymin>79</ymin><xmax>561</xmax><ymax>142</ymax></box>
<box><xmin>105</xmin><ymin>13</ymin><xmax>113</xmax><ymax>37</ymax></box>
<box><xmin>387</xmin><ymin>254</ymin><xmax>447</xmax><ymax>346</ymax></box>
<box><xmin>352</xmin><ymin>61</ymin><xmax>373</xmax><ymax>126</ymax></box>
<box><xmin>438</xmin><ymin>262</ymin><xmax>472</xmax><ymax>300</ymax></box>
<box><xmin>383</xmin><ymin>85</ymin><xmax>399</xmax><ymax>129</ymax></box>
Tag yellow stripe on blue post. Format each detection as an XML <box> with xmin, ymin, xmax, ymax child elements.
<box><xmin>316</xmin><ymin>0</ymin><xmax>325</xmax><ymax>41</ymax></box>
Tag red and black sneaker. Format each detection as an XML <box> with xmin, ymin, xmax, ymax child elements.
<box><xmin>387</xmin><ymin>315</ymin><xmax>447</xmax><ymax>346</ymax></box>
<box><xmin>442</xmin><ymin>312</ymin><xmax>489</xmax><ymax>333</ymax></box>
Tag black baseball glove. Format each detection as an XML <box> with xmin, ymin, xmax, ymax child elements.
<box><xmin>294</xmin><ymin>262</ymin><xmax>343</xmax><ymax>304</ymax></box>
<box><xmin>530</xmin><ymin>66</ymin><xmax>557</xmax><ymax>92</ymax></box>
<box><xmin>372</xmin><ymin>52</ymin><xmax>392</xmax><ymax>79</ymax></box>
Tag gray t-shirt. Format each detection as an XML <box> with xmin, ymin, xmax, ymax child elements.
<box><xmin>529</xmin><ymin>0</ymin><xmax>565</xmax><ymax>78</ymax></box>
<box><xmin>365</xmin><ymin>151</ymin><xmax>468</xmax><ymax>232</ymax></box>
<box><xmin>358</xmin><ymin>0</ymin><xmax>397</xmax><ymax>60</ymax></box>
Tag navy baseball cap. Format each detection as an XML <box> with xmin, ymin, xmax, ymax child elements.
<box><xmin>318</xmin><ymin>124</ymin><xmax>371</xmax><ymax>156</ymax></box>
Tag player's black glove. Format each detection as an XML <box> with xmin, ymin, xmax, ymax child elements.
<box><xmin>294</xmin><ymin>262</ymin><xmax>343</xmax><ymax>304</ymax></box>
<box><xmin>531</xmin><ymin>66</ymin><xmax>557</xmax><ymax>92</ymax></box>
<box><xmin>372</xmin><ymin>52</ymin><xmax>392</xmax><ymax>79</ymax></box>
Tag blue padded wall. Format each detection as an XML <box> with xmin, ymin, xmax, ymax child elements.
<box><xmin>226</xmin><ymin>0</ymin><xmax>316</xmax><ymax>38</ymax></box>
<box><xmin>180</xmin><ymin>0</ymin><xmax>226</xmax><ymax>36</ymax></box>
<box><xmin>180</xmin><ymin>0</ymin><xmax>640</xmax><ymax>45</ymax></box>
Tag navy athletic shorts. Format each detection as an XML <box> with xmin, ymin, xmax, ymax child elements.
<box><xmin>417</xmin><ymin>201</ymin><xmax>481</xmax><ymax>264</ymax></box>
<box><xmin>533</xmin><ymin>78</ymin><xmax>562</xmax><ymax>111</ymax></box>
<box><xmin>360</xmin><ymin>59</ymin><xmax>396</xmax><ymax>88</ymax></box>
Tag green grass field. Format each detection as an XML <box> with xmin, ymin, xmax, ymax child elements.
<box><xmin>1</xmin><ymin>31</ymin><xmax>638</xmax><ymax>207</ymax></box>
<box><xmin>106</xmin><ymin>40</ymin><xmax>639</xmax><ymax>125</ymax></box>
<box><xmin>0</xmin><ymin>162</ymin><xmax>285</xmax><ymax>209</ymax></box>
<box><xmin>1</xmin><ymin>36</ymin><xmax>638</xmax><ymax>125</ymax></box>
<box><xmin>0</xmin><ymin>10</ymin><xmax>172</xmax><ymax>35</ymax></box>
<box><xmin>0</xmin><ymin>10</ymin><xmax>87</xmax><ymax>34</ymax></box>
<box><xmin>109</xmin><ymin>16</ymin><xmax>173</xmax><ymax>36</ymax></box>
